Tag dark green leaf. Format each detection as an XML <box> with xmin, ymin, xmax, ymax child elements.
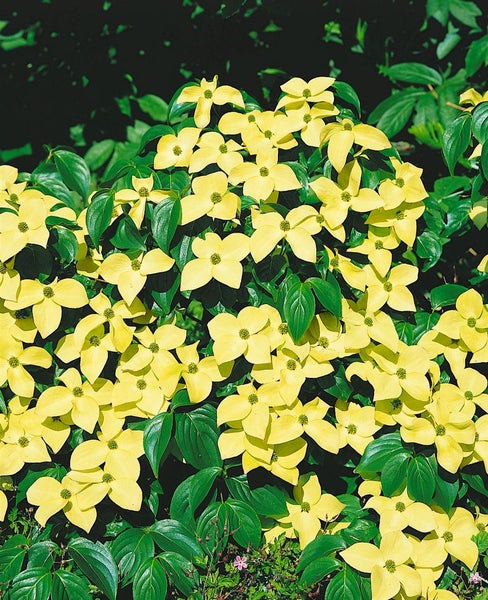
<box><xmin>407</xmin><ymin>454</ymin><xmax>436</xmax><ymax>503</ymax></box>
<box><xmin>159</xmin><ymin>552</ymin><xmax>200</xmax><ymax>597</ymax></box>
<box><xmin>110</xmin><ymin>216</ymin><xmax>146</xmax><ymax>251</ymax></box>
<box><xmin>0</xmin><ymin>544</ymin><xmax>28</xmax><ymax>583</ymax></box>
<box><xmin>110</xmin><ymin>527</ymin><xmax>155</xmax><ymax>583</ymax></box>
<box><xmin>297</xmin><ymin>535</ymin><xmax>346</xmax><ymax>573</ymax></box>
<box><xmin>52</xmin><ymin>570</ymin><xmax>92</xmax><ymax>600</ymax></box>
<box><xmin>481</xmin><ymin>139</ymin><xmax>488</xmax><ymax>180</ymax></box>
<box><xmin>68</xmin><ymin>538</ymin><xmax>118</xmax><ymax>600</ymax></box>
<box><xmin>225</xmin><ymin>499</ymin><xmax>262</xmax><ymax>549</ymax></box>
<box><xmin>144</xmin><ymin>412</ymin><xmax>174</xmax><ymax>476</ymax></box>
<box><xmin>151</xmin><ymin>197</ymin><xmax>181</xmax><ymax>253</ymax></box>
<box><xmin>436</xmin><ymin>30</ymin><xmax>461</xmax><ymax>60</ymax></box>
<box><xmin>369</xmin><ymin>90</ymin><xmax>423</xmax><ymax>138</ymax></box>
<box><xmin>85</xmin><ymin>189</ymin><xmax>114</xmax><ymax>247</ymax></box>
<box><xmin>174</xmin><ymin>404</ymin><xmax>222</xmax><ymax>469</ymax></box>
<box><xmin>429</xmin><ymin>283</ymin><xmax>469</xmax><ymax>308</ymax></box>
<box><xmin>449</xmin><ymin>0</ymin><xmax>482</xmax><ymax>28</ymax></box>
<box><xmin>51</xmin><ymin>227</ymin><xmax>79</xmax><ymax>264</ymax></box>
<box><xmin>282</xmin><ymin>280</ymin><xmax>315</xmax><ymax>342</ymax></box>
<box><xmin>355</xmin><ymin>431</ymin><xmax>404</xmax><ymax>476</ymax></box>
<box><xmin>9</xmin><ymin>567</ymin><xmax>52</xmax><ymax>600</ymax></box>
<box><xmin>299</xmin><ymin>557</ymin><xmax>341</xmax><ymax>587</ymax></box>
<box><xmin>472</xmin><ymin>102</ymin><xmax>488</xmax><ymax>143</ymax></box>
<box><xmin>461</xmin><ymin>473</ymin><xmax>488</xmax><ymax>498</ymax></box>
<box><xmin>385</xmin><ymin>63</ymin><xmax>443</xmax><ymax>86</ymax></box>
<box><xmin>149</xmin><ymin>519</ymin><xmax>203</xmax><ymax>562</ymax></box>
<box><xmin>434</xmin><ymin>471</ymin><xmax>460</xmax><ymax>512</ymax></box>
<box><xmin>225</xmin><ymin>476</ymin><xmax>287</xmax><ymax>518</ymax></box>
<box><xmin>170</xmin><ymin>467</ymin><xmax>221</xmax><ymax>525</ymax></box>
<box><xmin>53</xmin><ymin>149</ymin><xmax>91</xmax><ymax>201</ymax></box>
<box><xmin>136</xmin><ymin>94</ymin><xmax>169</xmax><ymax>122</ymax></box>
<box><xmin>333</xmin><ymin>81</ymin><xmax>361</xmax><ymax>115</ymax></box>
<box><xmin>324</xmin><ymin>566</ymin><xmax>361</xmax><ymax>600</ymax></box>
<box><xmin>308</xmin><ymin>276</ymin><xmax>342</xmax><ymax>317</ymax></box>
<box><xmin>381</xmin><ymin>452</ymin><xmax>410</xmax><ymax>496</ymax></box>
<box><xmin>340</xmin><ymin>518</ymin><xmax>378</xmax><ymax>545</ymax></box>
<box><xmin>132</xmin><ymin>558</ymin><xmax>167</xmax><ymax>600</ymax></box>
<box><xmin>26</xmin><ymin>541</ymin><xmax>57</xmax><ymax>569</ymax></box>
<box><xmin>426</xmin><ymin>0</ymin><xmax>449</xmax><ymax>25</ymax></box>
<box><xmin>465</xmin><ymin>34</ymin><xmax>488</xmax><ymax>77</ymax></box>
<box><xmin>84</xmin><ymin>140</ymin><xmax>115</xmax><ymax>171</ymax></box>
<box><xmin>415</xmin><ymin>229</ymin><xmax>444</xmax><ymax>271</ymax></box>
<box><xmin>442</xmin><ymin>112</ymin><xmax>472</xmax><ymax>175</ymax></box>
<box><xmin>196</xmin><ymin>502</ymin><xmax>230</xmax><ymax>558</ymax></box>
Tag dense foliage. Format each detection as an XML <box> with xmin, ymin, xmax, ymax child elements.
<box><xmin>0</xmin><ymin>2</ymin><xmax>488</xmax><ymax>599</ymax></box>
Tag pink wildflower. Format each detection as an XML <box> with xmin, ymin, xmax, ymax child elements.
<box><xmin>233</xmin><ymin>555</ymin><xmax>248</xmax><ymax>571</ymax></box>
<box><xmin>469</xmin><ymin>572</ymin><xmax>484</xmax><ymax>585</ymax></box>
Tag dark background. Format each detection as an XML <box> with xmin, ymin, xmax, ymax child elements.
<box><xmin>0</xmin><ymin>0</ymin><xmax>483</xmax><ymax>173</ymax></box>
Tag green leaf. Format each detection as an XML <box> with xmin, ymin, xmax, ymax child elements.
<box><xmin>465</xmin><ymin>34</ymin><xmax>488</xmax><ymax>77</ymax></box>
<box><xmin>159</xmin><ymin>552</ymin><xmax>200</xmax><ymax>597</ymax></box>
<box><xmin>283</xmin><ymin>280</ymin><xmax>315</xmax><ymax>342</ymax></box>
<box><xmin>85</xmin><ymin>189</ymin><xmax>114</xmax><ymax>247</ymax></box>
<box><xmin>368</xmin><ymin>90</ymin><xmax>423</xmax><ymax>138</ymax></box>
<box><xmin>482</xmin><ymin>138</ymin><xmax>488</xmax><ymax>181</ymax></box>
<box><xmin>299</xmin><ymin>557</ymin><xmax>342</xmax><ymax>587</ymax></box>
<box><xmin>170</xmin><ymin>466</ymin><xmax>221</xmax><ymax>525</ymax></box>
<box><xmin>461</xmin><ymin>473</ymin><xmax>488</xmax><ymax>498</ymax></box>
<box><xmin>151</xmin><ymin>197</ymin><xmax>181</xmax><ymax>253</ymax></box>
<box><xmin>340</xmin><ymin>518</ymin><xmax>378</xmax><ymax>545</ymax></box>
<box><xmin>26</xmin><ymin>541</ymin><xmax>57</xmax><ymax>569</ymax></box>
<box><xmin>196</xmin><ymin>502</ymin><xmax>230</xmax><ymax>558</ymax></box>
<box><xmin>9</xmin><ymin>567</ymin><xmax>52</xmax><ymax>600</ymax></box>
<box><xmin>429</xmin><ymin>283</ymin><xmax>469</xmax><ymax>308</ymax></box>
<box><xmin>308</xmin><ymin>276</ymin><xmax>342</xmax><ymax>317</ymax></box>
<box><xmin>385</xmin><ymin>63</ymin><xmax>443</xmax><ymax>86</ymax></box>
<box><xmin>53</xmin><ymin>149</ymin><xmax>91</xmax><ymax>201</ymax></box>
<box><xmin>407</xmin><ymin>454</ymin><xmax>436</xmax><ymax>503</ymax></box>
<box><xmin>355</xmin><ymin>431</ymin><xmax>404</xmax><ymax>476</ymax></box>
<box><xmin>136</xmin><ymin>94</ymin><xmax>169</xmax><ymax>122</ymax></box>
<box><xmin>324</xmin><ymin>566</ymin><xmax>361</xmax><ymax>600</ymax></box>
<box><xmin>436</xmin><ymin>30</ymin><xmax>461</xmax><ymax>60</ymax></box>
<box><xmin>110</xmin><ymin>527</ymin><xmax>155</xmax><ymax>584</ymax></box>
<box><xmin>68</xmin><ymin>538</ymin><xmax>118</xmax><ymax>600</ymax></box>
<box><xmin>332</xmin><ymin>81</ymin><xmax>361</xmax><ymax>116</ymax></box>
<box><xmin>434</xmin><ymin>471</ymin><xmax>460</xmax><ymax>512</ymax></box>
<box><xmin>427</xmin><ymin>0</ymin><xmax>449</xmax><ymax>25</ymax></box>
<box><xmin>132</xmin><ymin>558</ymin><xmax>167</xmax><ymax>600</ymax></box>
<box><xmin>110</xmin><ymin>216</ymin><xmax>146</xmax><ymax>251</ymax></box>
<box><xmin>144</xmin><ymin>412</ymin><xmax>174</xmax><ymax>476</ymax></box>
<box><xmin>225</xmin><ymin>499</ymin><xmax>262</xmax><ymax>549</ymax></box>
<box><xmin>0</xmin><ymin>543</ymin><xmax>28</xmax><ymax>583</ymax></box>
<box><xmin>174</xmin><ymin>404</ymin><xmax>222</xmax><ymax>469</ymax></box>
<box><xmin>52</xmin><ymin>570</ymin><xmax>92</xmax><ymax>600</ymax></box>
<box><xmin>297</xmin><ymin>535</ymin><xmax>346</xmax><ymax>573</ymax></box>
<box><xmin>84</xmin><ymin>140</ymin><xmax>115</xmax><ymax>171</ymax></box>
<box><xmin>51</xmin><ymin>227</ymin><xmax>79</xmax><ymax>264</ymax></box>
<box><xmin>225</xmin><ymin>476</ymin><xmax>287</xmax><ymax>518</ymax></box>
<box><xmin>442</xmin><ymin>112</ymin><xmax>472</xmax><ymax>174</ymax></box>
<box><xmin>149</xmin><ymin>519</ymin><xmax>203</xmax><ymax>562</ymax></box>
<box><xmin>471</xmin><ymin>102</ymin><xmax>488</xmax><ymax>143</ymax></box>
<box><xmin>381</xmin><ymin>452</ymin><xmax>410</xmax><ymax>496</ymax></box>
<box><xmin>415</xmin><ymin>229</ymin><xmax>444</xmax><ymax>271</ymax></box>
<box><xmin>449</xmin><ymin>0</ymin><xmax>482</xmax><ymax>28</ymax></box>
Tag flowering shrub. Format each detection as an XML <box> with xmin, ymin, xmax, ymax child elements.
<box><xmin>0</xmin><ymin>73</ymin><xmax>487</xmax><ymax>600</ymax></box>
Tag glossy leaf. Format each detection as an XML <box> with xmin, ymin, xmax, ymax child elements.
<box><xmin>53</xmin><ymin>149</ymin><xmax>91</xmax><ymax>201</ymax></box>
<box><xmin>52</xmin><ymin>570</ymin><xmax>92</xmax><ymax>600</ymax></box>
<box><xmin>9</xmin><ymin>567</ymin><xmax>52</xmax><ymax>600</ymax></box>
<box><xmin>442</xmin><ymin>112</ymin><xmax>472</xmax><ymax>175</ymax></box>
<box><xmin>380</xmin><ymin>452</ymin><xmax>410</xmax><ymax>496</ymax></box>
<box><xmin>84</xmin><ymin>140</ymin><xmax>115</xmax><ymax>171</ymax></box>
<box><xmin>110</xmin><ymin>527</ymin><xmax>155</xmax><ymax>584</ymax></box>
<box><xmin>355</xmin><ymin>431</ymin><xmax>405</xmax><ymax>476</ymax></box>
<box><xmin>384</xmin><ymin>62</ymin><xmax>443</xmax><ymax>86</ymax></box>
<box><xmin>174</xmin><ymin>404</ymin><xmax>222</xmax><ymax>469</ymax></box>
<box><xmin>68</xmin><ymin>538</ymin><xmax>118</xmax><ymax>600</ymax></box>
<box><xmin>297</xmin><ymin>535</ymin><xmax>346</xmax><ymax>573</ymax></box>
<box><xmin>151</xmin><ymin>197</ymin><xmax>181</xmax><ymax>254</ymax></box>
<box><xmin>308</xmin><ymin>275</ymin><xmax>342</xmax><ymax>317</ymax></box>
<box><xmin>407</xmin><ymin>454</ymin><xmax>436</xmax><ymax>503</ymax></box>
<box><xmin>132</xmin><ymin>558</ymin><xmax>167</xmax><ymax>600</ymax></box>
<box><xmin>282</xmin><ymin>279</ymin><xmax>315</xmax><ymax>342</ymax></box>
<box><xmin>159</xmin><ymin>552</ymin><xmax>200</xmax><ymax>597</ymax></box>
<box><xmin>144</xmin><ymin>412</ymin><xmax>174</xmax><ymax>476</ymax></box>
<box><xmin>324</xmin><ymin>566</ymin><xmax>361</xmax><ymax>600</ymax></box>
<box><xmin>225</xmin><ymin>498</ymin><xmax>262</xmax><ymax>549</ymax></box>
<box><xmin>149</xmin><ymin>519</ymin><xmax>203</xmax><ymax>562</ymax></box>
<box><xmin>170</xmin><ymin>466</ymin><xmax>221</xmax><ymax>525</ymax></box>
<box><xmin>429</xmin><ymin>283</ymin><xmax>469</xmax><ymax>309</ymax></box>
<box><xmin>85</xmin><ymin>189</ymin><xmax>114</xmax><ymax>247</ymax></box>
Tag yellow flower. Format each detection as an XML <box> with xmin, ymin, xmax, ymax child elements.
<box><xmin>310</xmin><ymin>161</ymin><xmax>383</xmax><ymax>230</ymax></box>
<box><xmin>0</xmin><ymin>412</ymin><xmax>51</xmax><ymax>475</ymax></box>
<box><xmin>347</xmin><ymin>225</ymin><xmax>401</xmax><ymax>278</ymax></box>
<box><xmin>459</xmin><ymin>87</ymin><xmax>488</xmax><ymax>109</ymax></box>
<box><xmin>208</xmin><ymin>305</ymin><xmax>272</xmax><ymax>364</ymax></box>
<box><xmin>113</xmin><ymin>366</ymin><xmax>170</xmax><ymax>418</ymax></box>
<box><xmin>366</xmin><ymin>201</ymin><xmax>425</xmax><ymax>248</ymax></box>
<box><xmin>36</xmin><ymin>368</ymin><xmax>113</xmax><ymax>434</ymax></box>
<box><xmin>320</xmin><ymin>117</ymin><xmax>391</xmax><ymax>173</ymax></box>
<box><xmin>242</xmin><ymin>438</ymin><xmax>308</xmax><ymax>486</ymax></box>
<box><xmin>114</xmin><ymin>175</ymin><xmax>169</xmax><ymax>228</ymax></box>
<box><xmin>303</xmin><ymin>312</ymin><xmax>346</xmax><ymax>363</ymax></box>
<box><xmin>228</xmin><ymin>147</ymin><xmax>301</xmax><ymax>201</ymax></box>
<box><xmin>4</xmin><ymin>277</ymin><xmax>89</xmax><ymax>338</ymax></box>
<box><xmin>180</xmin><ymin>231</ymin><xmax>250</xmax><ymax>290</ymax></box>
<box><xmin>415</xmin><ymin>507</ymin><xmax>478</xmax><ymax>570</ymax></box>
<box><xmin>188</xmin><ymin>131</ymin><xmax>244</xmax><ymax>174</ymax></box>
<box><xmin>365</xmin><ymin>489</ymin><xmax>436</xmax><ymax>535</ymax></box>
<box><xmin>0</xmin><ymin>196</ymin><xmax>49</xmax><ymax>262</ymax></box>
<box><xmin>154</xmin><ymin>126</ymin><xmax>201</xmax><ymax>170</ymax></box>
<box><xmin>0</xmin><ymin>337</ymin><xmax>52</xmax><ymax>397</ymax></box>
<box><xmin>70</xmin><ymin>423</ymin><xmax>144</xmax><ymax>471</ymax></box>
<box><xmin>177</xmin><ymin>75</ymin><xmax>244</xmax><ymax>128</ymax></box>
<box><xmin>180</xmin><ymin>171</ymin><xmax>240</xmax><ymax>225</ymax></box>
<box><xmin>363</xmin><ymin>257</ymin><xmax>418</xmax><ymax>313</ymax></box>
<box><xmin>463</xmin><ymin>413</ymin><xmax>488</xmax><ymax>472</ymax></box>
<box><xmin>268</xmin><ymin>397</ymin><xmax>339</xmax><ymax>454</ymax></box>
<box><xmin>69</xmin><ymin>452</ymin><xmax>142</xmax><ymax>512</ymax></box>
<box><xmin>335</xmin><ymin>399</ymin><xmax>382</xmax><ymax>454</ymax></box>
<box><xmin>0</xmin><ymin>258</ymin><xmax>21</xmax><ymax>301</ymax></box>
<box><xmin>26</xmin><ymin>474</ymin><xmax>97</xmax><ymax>533</ymax></box>
<box><xmin>176</xmin><ymin>341</ymin><xmax>233</xmax><ymax>404</ymax></box>
<box><xmin>240</xmin><ymin>110</ymin><xmax>298</xmax><ymax>155</ymax></box>
<box><xmin>98</xmin><ymin>248</ymin><xmax>174</xmax><ymax>305</ymax></box>
<box><xmin>325</xmin><ymin>247</ymin><xmax>366</xmax><ymax>290</ymax></box>
<box><xmin>278</xmin><ymin>473</ymin><xmax>344</xmax><ymax>548</ymax></box>
<box><xmin>400</xmin><ymin>400</ymin><xmax>475</xmax><ymax>473</ymax></box>
<box><xmin>341</xmin><ymin>297</ymin><xmax>400</xmax><ymax>353</ymax></box>
<box><xmin>340</xmin><ymin>531</ymin><xmax>422</xmax><ymax>600</ymax></box>
<box><xmin>275</xmin><ymin>76</ymin><xmax>336</xmax><ymax>109</ymax></box>
<box><xmin>217</xmin><ymin>381</ymin><xmax>283</xmax><ymax>439</ymax></box>
<box><xmin>378</xmin><ymin>158</ymin><xmax>427</xmax><ymax>210</ymax></box>
<box><xmin>285</xmin><ymin>101</ymin><xmax>339</xmax><ymax>147</ymax></box>
<box><xmin>250</xmin><ymin>204</ymin><xmax>321</xmax><ymax>263</ymax></box>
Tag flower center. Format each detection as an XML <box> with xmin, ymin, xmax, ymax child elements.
<box><xmin>103</xmin><ymin>308</ymin><xmax>115</xmax><ymax>320</ymax></box>
<box><xmin>137</xmin><ymin>379</ymin><xmax>147</xmax><ymax>390</ymax></box>
<box><xmin>330</xmin><ymin>257</ymin><xmax>339</xmax><ymax>268</ymax></box>
<box><xmin>248</xmin><ymin>393</ymin><xmax>258</xmax><ymax>405</ymax></box>
<box><xmin>318</xmin><ymin>336</ymin><xmax>329</xmax><ymax>348</ymax></box>
<box><xmin>364</xmin><ymin>317</ymin><xmax>373</xmax><ymax>327</ymax></box>
<box><xmin>204</xmin><ymin>89</ymin><xmax>213</xmax><ymax>99</ymax></box>
<box><xmin>107</xmin><ymin>439</ymin><xmax>118</xmax><ymax>450</ymax></box>
<box><xmin>149</xmin><ymin>342</ymin><xmax>159</xmax><ymax>353</ymax></box>
<box><xmin>8</xmin><ymin>357</ymin><xmax>20</xmax><ymax>368</ymax></box>
<box><xmin>395</xmin><ymin>501</ymin><xmax>406</xmax><ymax>512</ymax></box>
<box><xmin>131</xmin><ymin>259</ymin><xmax>141</xmax><ymax>271</ymax></box>
<box><xmin>18</xmin><ymin>222</ymin><xmax>29</xmax><ymax>232</ymax></box>
<box><xmin>89</xmin><ymin>335</ymin><xmax>100</xmax><ymax>347</ymax></box>
<box><xmin>383</xmin><ymin>281</ymin><xmax>393</xmax><ymax>292</ymax></box>
<box><xmin>280</xmin><ymin>220</ymin><xmax>291</xmax><ymax>231</ymax></box>
<box><xmin>219</xmin><ymin>143</ymin><xmax>228</xmax><ymax>154</ymax></box>
<box><xmin>60</xmin><ymin>488</ymin><xmax>72</xmax><ymax>500</ymax></box>
<box><xmin>102</xmin><ymin>473</ymin><xmax>114</xmax><ymax>483</ymax></box>
<box><xmin>464</xmin><ymin>391</ymin><xmax>473</xmax><ymax>401</ymax></box>
<box><xmin>375</xmin><ymin>240</ymin><xmax>384</xmax><ymax>249</ymax></box>
<box><xmin>395</xmin><ymin>210</ymin><xmax>405</xmax><ymax>220</ymax></box>
<box><xmin>278</xmin><ymin>323</ymin><xmax>288</xmax><ymax>334</ymax></box>
<box><xmin>303</xmin><ymin>113</ymin><xmax>312</xmax><ymax>124</ymax></box>
<box><xmin>211</xmin><ymin>192</ymin><xmax>222</xmax><ymax>204</ymax></box>
<box><xmin>301</xmin><ymin>501</ymin><xmax>311</xmax><ymax>512</ymax></box>
<box><xmin>248</xmin><ymin>115</ymin><xmax>256</xmax><ymax>123</ymax></box>
<box><xmin>467</xmin><ymin>317</ymin><xmax>477</xmax><ymax>328</ymax></box>
<box><xmin>391</xmin><ymin>399</ymin><xmax>402</xmax><ymax>410</ymax></box>
<box><xmin>18</xmin><ymin>436</ymin><xmax>29</xmax><ymax>447</ymax></box>
<box><xmin>264</xmin><ymin>129</ymin><xmax>272</xmax><ymax>139</ymax></box>
<box><xmin>442</xmin><ymin>531</ymin><xmax>453</xmax><ymax>542</ymax></box>
<box><xmin>303</xmin><ymin>88</ymin><xmax>311</xmax><ymax>98</ymax></box>
<box><xmin>395</xmin><ymin>178</ymin><xmax>405</xmax><ymax>188</ymax></box>
<box><xmin>436</xmin><ymin>424</ymin><xmax>446</xmax><ymax>436</ymax></box>
<box><xmin>9</xmin><ymin>193</ymin><xmax>18</xmax><ymax>202</ymax></box>
<box><xmin>188</xmin><ymin>362</ymin><xmax>198</xmax><ymax>374</ymax></box>
<box><xmin>239</xmin><ymin>328</ymin><xmax>250</xmax><ymax>340</ymax></box>
<box><xmin>286</xmin><ymin>359</ymin><xmax>297</xmax><ymax>371</ymax></box>
<box><xmin>384</xmin><ymin>559</ymin><xmax>396</xmax><ymax>573</ymax></box>
<box><xmin>347</xmin><ymin>424</ymin><xmax>357</xmax><ymax>434</ymax></box>
<box><xmin>42</xmin><ymin>286</ymin><xmax>54</xmax><ymax>298</ymax></box>
<box><xmin>72</xmin><ymin>386</ymin><xmax>84</xmax><ymax>397</ymax></box>
<box><xmin>396</xmin><ymin>368</ymin><xmax>407</xmax><ymax>380</ymax></box>
<box><xmin>138</xmin><ymin>186</ymin><xmax>149</xmax><ymax>197</ymax></box>
<box><xmin>341</xmin><ymin>192</ymin><xmax>351</xmax><ymax>202</ymax></box>
<box><xmin>210</xmin><ymin>253</ymin><xmax>221</xmax><ymax>265</ymax></box>
<box><xmin>298</xmin><ymin>414</ymin><xmax>308</xmax><ymax>425</ymax></box>
<box><xmin>173</xmin><ymin>145</ymin><xmax>182</xmax><ymax>156</ymax></box>
<box><xmin>259</xmin><ymin>167</ymin><xmax>269</xmax><ymax>177</ymax></box>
